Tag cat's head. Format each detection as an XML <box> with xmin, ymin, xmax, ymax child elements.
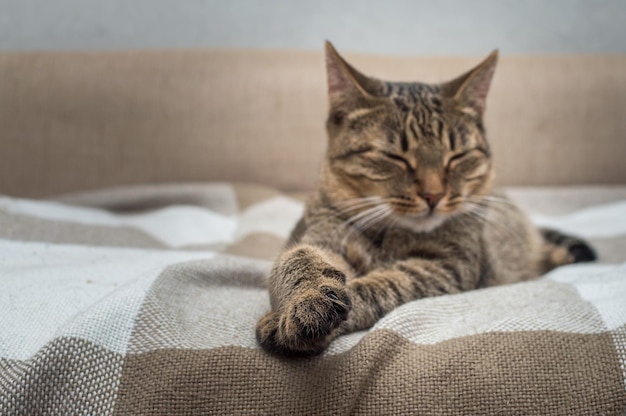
<box><xmin>321</xmin><ymin>41</ymin><xmax>498</xmax><ymax>232</ymax></box>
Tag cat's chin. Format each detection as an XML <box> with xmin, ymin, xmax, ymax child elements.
<box><xmin>393</xmin><ymin>213</ymin><xmax>448</xmax><ymax>233</ymax></box>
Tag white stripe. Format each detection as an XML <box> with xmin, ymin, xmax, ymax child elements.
<box><xmin>235</xmin><ymin>196</ymin><xmax>305</xmax><ymax>240</ymax></box>
<box><xmin>530</xmin><ymin>200</ymin><xmax>626</xmax><ymax>238</ymax></box>
<box><xmin>327</xmin><ymin>263</ymin><xmax>626</xmax><ymax>354</ymax></box>
<box><xmin>0</xmin><ymin>239</ymin><xmax>213</xmax><ymax>359</ymax></box>
<box><xmin>0</xmin><ymin>195</ymin><xmax>306</xmax><ymax>248</ymax></box>
<box><xmin>0</xmin><ymin>196</ymin><xmax>237</xmax><ymax>247</ymax></box>
<box><xmin>546</xmin><ymin>263</ymin><xmax>626</xmax><ymax>330</ymax></box>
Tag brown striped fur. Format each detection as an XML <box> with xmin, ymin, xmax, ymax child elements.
<box><xmin>256</xmin><ymin>42</ymin><xmax>596</xmax><ymax>356</ymax></box>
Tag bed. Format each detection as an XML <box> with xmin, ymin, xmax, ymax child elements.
<box><xmin>1</xmin><ymin>49</ymin><xmax>625</xmax><ymax>414</ymax></box>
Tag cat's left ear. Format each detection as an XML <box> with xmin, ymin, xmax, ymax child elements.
<box><xmin>442</xmin><ymin>50</ymin><xmax>499</xmax><ymax>117</ymax></box>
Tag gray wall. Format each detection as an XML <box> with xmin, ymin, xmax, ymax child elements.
<box><xmin>1</xmin><ymin>0</ymin><xmax>625</xmax><ymax>54</ymax></box>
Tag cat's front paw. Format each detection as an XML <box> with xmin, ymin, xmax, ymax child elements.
<box><xmin>256</xmin><ymin>281</ymin><xmax>351</xmax><ymax>356</ymax></box>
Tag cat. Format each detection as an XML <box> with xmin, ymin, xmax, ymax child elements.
<box><xmin>256</xmin><ymin>41</ymin><xmax>596</xmax><ymax>356</ymax></box>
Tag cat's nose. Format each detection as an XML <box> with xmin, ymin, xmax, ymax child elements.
<box><xmin>418</xmin><ymin>192</ymin><xmax>444</xmax><ymax>210</ymax></box>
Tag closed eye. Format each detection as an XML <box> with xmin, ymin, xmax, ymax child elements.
<box><xmin>334</xmin><ymin>146</ymin><xmax>374</xmax><ymax>160</ymax></box>
<box><xmin>466</xmin><ymin>174</ymin><xmax>487</xmax><ymax>181</ymax></box>
<box><xmin>447</xmin><ymin>151</ymin><xmax>470</xmax><ymax>164</ymax></box>
<box><xmin>383</xmin><ymin>152</ymin><xmax>414</xmax><ymax>174</ymax></box>
<box><xmin>447</xmin><ymin>147</ymin><xmax>489</xmax><ymax>166</ymax></box>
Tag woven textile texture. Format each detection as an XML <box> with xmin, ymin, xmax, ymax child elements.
<box><xmin>1</xmin><ymin>183</ymin><xmax>625</xmax><ymax>415</ymax></box>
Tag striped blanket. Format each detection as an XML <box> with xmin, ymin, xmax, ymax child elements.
<box><xmin>1</xmin><ymin>183</ymin><xmax>625</xmax><ymax>415</ymax></box>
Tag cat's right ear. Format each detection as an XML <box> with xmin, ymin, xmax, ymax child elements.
<box><xmin>325</xmin><ymin>41</ymin><xmax>379</xmax><ymax>123</ymax></box>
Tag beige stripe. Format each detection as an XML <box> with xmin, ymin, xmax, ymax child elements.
<box><xmin>223</xmin><ymin>233</ymin><xmax>285</xmax><ymax>260</ymax></box>
<box><xmin>114</xmin><ymin>329</ymin><xmax>625</xmax><ymax>415</ymax></box>
<box><xmin>56</xmin><ymin>183</ymin><xmax>240</xmax><ymax>216</ymax></box>
<box><xmin>127</xmin><ymin>256</ymin><xmax>270</xmax><ymax>354</ymax></box>
<box><xmin>182</xmin><ymin>233</ymin><xmax>288</xmax><ymax>260</ymax></box>
<box><xmin>0</xmin><ymin>337</ymin><xmax>123</xmax><ymax>415</ymax></box>
<box><xmin>232</xmin><ymin>183</ymin><xmax>284</xmax><ymax>211</ymax></box>
<box><xmin>0</xmin><ymin>210</ymin><xmax>165</xmax><ymax>248</ymax></box>
<box><xmin>612</xmin><ymin>326</ymin><xmax>626</xmax><ymax>388</ymax></box>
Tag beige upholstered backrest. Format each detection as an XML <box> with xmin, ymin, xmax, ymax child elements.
<box><xmin>1</xmin><ymin>49</ymin><xmax>625</xmax><ymax>197</ymax></box>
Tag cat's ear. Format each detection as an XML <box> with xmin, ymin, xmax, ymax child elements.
<box><xmin>442</xmin><ymin>50</ymin><xmax>498</xmax><ymax>117</ymax></box>
<box><xmin>325</xmin><ymin>41</ymin><xmax>380</xmax><ymax>114</ymax></box>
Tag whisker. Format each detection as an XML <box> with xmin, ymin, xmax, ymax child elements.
<box><xmin>332</xmin><ymin>197</ymin><xmax>385</xmax><ymax>217</ymax></box>
<box><xmin>346</xmin><ymin>205</ymin><xmax>385</xmax><ymax>227</ymax></box>
<box><xmin>467</xmin><ymin>195</ymin><xmax>516</xmax><ymax>209</ymax></box>
<box><xmin>340</xmin><ymin>204</ymin><xmax>392</xmax><ymax>250</ymax></box>
<box><xmin>349</xmin><ymin>206</ymin><xmax>389</xmax><ymax>234</ymax></box>
<box><xmin>462</xmin><ymin>201</ymin><xmax>526</xmax><ymax>245</ymax></box>
<box><xmin>354</xmin><ymin>205</ymin><xmax>391</xmax><ymax>232</ymax></box>
<box><xmin>334</xmin><ymin>196</ymin><xmax>381</xmax><ymax>206</ymax></box>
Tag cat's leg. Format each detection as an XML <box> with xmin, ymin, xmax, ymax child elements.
<box><xmin>256</xmin><ymin>244</ymin><xmax>353</xmax><ymax>356</ymax></box>
<box><xmin>337</xmin><ymin>257</ymin><xmax>477</xmax><ymax>334</ymax></box>
<box><xmin>539</xmin><ymin>228</ymin><xmax>596</xmax><ymax>272</ymax></box>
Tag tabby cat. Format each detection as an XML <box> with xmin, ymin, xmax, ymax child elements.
<box><xmin>256</xmin><ymin>42</ymin><xmax>596</xmax><ymax>356</ymax></box>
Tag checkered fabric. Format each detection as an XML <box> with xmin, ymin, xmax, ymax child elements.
<box><xmin>1</xmin><ymin>183</ymin><xmax>625</xmax><ymax>415</ymax></box>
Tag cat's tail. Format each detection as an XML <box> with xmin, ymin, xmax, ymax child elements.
<box><xmin>539</xmin><ymin>228</ymin><xmax>597</xmax><ymax>271</ymax></box>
